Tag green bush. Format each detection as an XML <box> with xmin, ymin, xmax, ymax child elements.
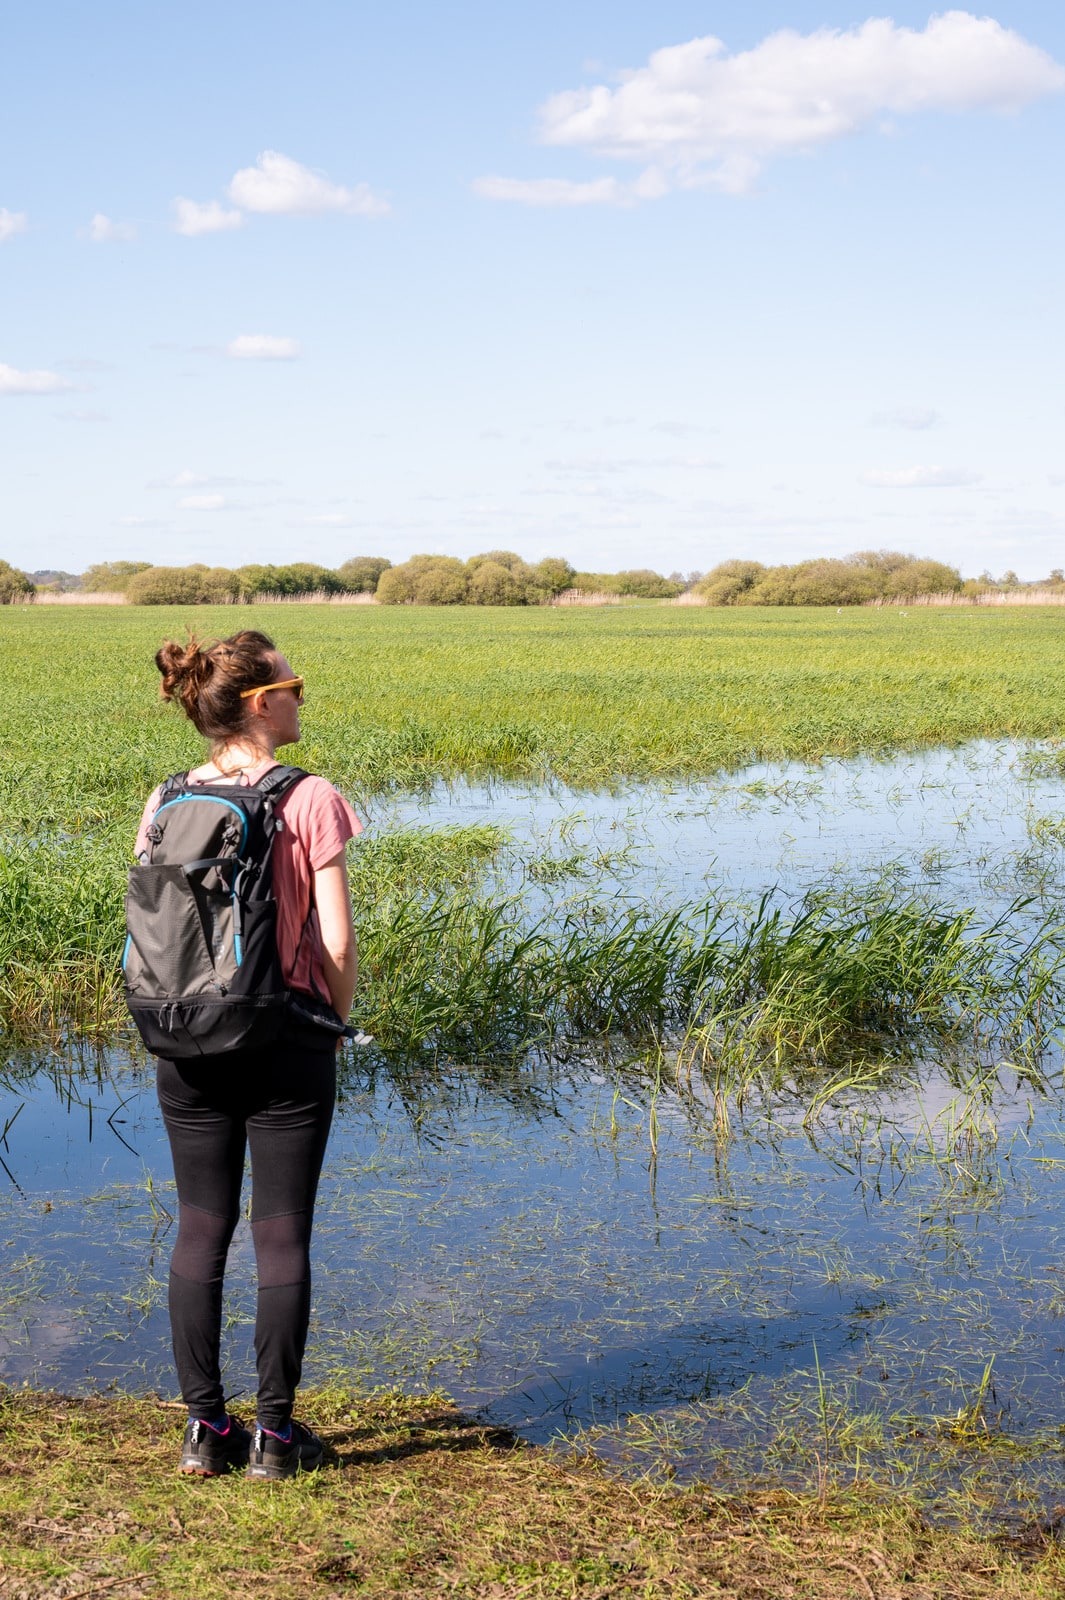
<box><xmin>570</xmin><ymin>571</ymin><xmax>623</xmax><ymax>594</ymax></box>
<box><xmin>696</xmin><ymin>560</ymin><xmax>766</xmax><ymax>606</ymax></box>
<box><xmin>696</xmin><ymin>551</ymin><xmax>965</xmax><ymax>607</ymax></box>
<box><xmin>0</xmin><ymin>560</ymin><xmax>35</xmax><ymax>603</ymax></box>
<box><xmin>125</xmin><ymin>565</ymin><xmax>233</xmax><ymax>604</ymax></box>
<box><xmin>336</xmin><ymin>556</ymin><xmax>391</xmax><ymax>593</ymax></box>
<box><xmin>234</xmin><ymin>563</ymin><xmax>346</xmax><ymax>597</ymax></box>
<box><xmin>468</xmin><ymin>560</ymin><xmax>525</xmax><ymax>605</ymax></box>
<box><xmin>885</xmin><ymin>559</ymin><xmax>963</xmax><ymax>598</ymax></box>
<box><xmin>615</xmin><ymin>569</ymin><xmax>685</xmax><ymax>599</ymax></box>
<box><xmin>532</xmin><ymin>557</ymin><xmax>575</xmax><ymax>597</ymax></box>
<box><xmin>79</xmin><ymin>561</ymin><xmax>151</xmax><ymax>593</ymax></box>
<box><xmin>376</xmin><ymin>555</ymin><xmax>470</xmax><ymax>605</ymax></box>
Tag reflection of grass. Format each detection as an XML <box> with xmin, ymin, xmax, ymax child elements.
<box><xmin>573</xmin><ymin>1354</ymin><xmax>1063</xmax><ymax>1533</ymax></box>
<box><xmin>3</xmin><ymin>1386</ymin><xmax>1065</xmax><ymax>1598</ymax></box>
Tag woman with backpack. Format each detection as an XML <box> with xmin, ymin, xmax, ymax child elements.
<box><xmin>127</xmin><ymin>629</ymin><xmax>361</xmax><ymax>1479</ymax></box>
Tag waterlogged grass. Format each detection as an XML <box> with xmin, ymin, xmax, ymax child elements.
<box><xmin>1</xmin><ymin>605</ymin><xmax>1065</xmax><ymax>811</ymax></box>
<box><xmin>2</xmin><ymin>805</ymin><xmax>1064</xmax><ymax>1091</ymax></box>
<box><xmin>3</xmin><ymin>1387</ymin><xmax>1064</xmax><ymax>1599</ymax></box>
<box><xmin>2</xmin><ymin>602</ymin><xmax>1064</xmax><ymax>1066</ymax></box>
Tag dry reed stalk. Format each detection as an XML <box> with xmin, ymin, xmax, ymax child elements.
<box><xmin>550</xmin><ymin>588</ymin><xmax>625</xmax><ymax>606</ymax></box>
<box><xmin>249</xmin><ymin>590</ymin><xmax>377</xmax><ymax>604</ymax></box>
<box><xmin>868</xmin><ymin>590</ymin><xmax>1065</xmax><ymax>607</ymax></box>
<box><xmin>31</xmin><ymin>591</ymin><xmax>128</xmax><ymax>605</ymax></box>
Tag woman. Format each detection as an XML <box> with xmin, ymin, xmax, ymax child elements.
<box><xmin>135</xmin><ymin>629</ymin><xmax>361</xmax><ymax>1479</ymax></box>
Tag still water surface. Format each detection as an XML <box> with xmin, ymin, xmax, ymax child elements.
<box><xmin>4</xmin><ymin>740</ymin><xmax>1065</xmax><ymax>1522</ymax></box>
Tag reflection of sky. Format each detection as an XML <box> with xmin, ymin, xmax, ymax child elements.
<box><xmin>5</xmin><ymin>1046</ymin><xmax>1065</xmax><ymax>1519</ymax></box>
<box><xmin>5</xmin><ymin>742</ymin><xmax>1065</xmax><ymax>1516</ymax></box>
<box><xmin>369</xmin><ymin>740</ymin><xmax>1065</xmax><ymax>920</ymax></box>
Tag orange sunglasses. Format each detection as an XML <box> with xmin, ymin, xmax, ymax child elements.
<box><xmin>239</xmin><ymin>675</ymin><xmax>305</xmax><ymax>702</ymax></box>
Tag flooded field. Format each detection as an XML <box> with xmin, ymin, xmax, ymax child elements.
<box><xmin>5</xmin><ymin>739</ymin><xmax>1065</xmax><ymax>1527</ymax></box>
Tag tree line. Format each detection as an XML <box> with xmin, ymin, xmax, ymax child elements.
<box><xmin>3</xmin><ymin>550</ymin><xmax>1060</xmax><ymax>606</ymax></box>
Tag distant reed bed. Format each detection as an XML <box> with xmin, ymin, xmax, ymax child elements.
<box><xmin>869</xmin><ymin>589</ymin><xmax>1065</xmax><ymax>607</ymax></box>
<box><xmin>28</xmin><ymin>591</ymin><xmax>127</xmax><ymax>605</ymax></box>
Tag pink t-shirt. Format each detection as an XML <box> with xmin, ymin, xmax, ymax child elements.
<box><xmin>135</xmin><ymin>760</ymin><xmax>362</xmax><ymax>1001</ymax></box>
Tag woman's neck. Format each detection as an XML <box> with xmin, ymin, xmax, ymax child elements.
<box><xmin>207</xmin><ymin>738</ymin><xmax>277</xmax><ymax>777</ymax></box>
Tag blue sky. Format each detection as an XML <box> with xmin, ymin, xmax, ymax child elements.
<box><xmin>2</xmin><ymin>2</ymin><xmax>1063</xmax><ymax>578</ymax></box>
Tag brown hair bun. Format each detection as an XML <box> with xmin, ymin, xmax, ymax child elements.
<box><xmin>155</xmin><ymin>629</ymin><xmax>278</xmax><ymax>743</ymax></box>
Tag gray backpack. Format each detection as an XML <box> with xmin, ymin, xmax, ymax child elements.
<box><xmin>123</xmin><ymin>765</ymin><xmax>338</xmax><ymax>1057</ymax></box>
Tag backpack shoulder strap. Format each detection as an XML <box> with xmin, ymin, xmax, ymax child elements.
<box><xmin>255</xmin><ymin>764</ymin><xmax>310</xmax><ymax>802</ymax></box>
<box><xmin>157</xmin><ymin>771</ymin><xmax>191</xmax><ymax>805</ymax></box>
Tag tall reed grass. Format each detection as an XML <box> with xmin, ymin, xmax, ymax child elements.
<box><xmin>2</xmin><ymin>820</ymin><xmax>1060</xmax><ymax>1105</ymax></box>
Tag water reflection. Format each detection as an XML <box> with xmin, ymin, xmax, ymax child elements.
<box><xmin>374</xmin><ymin>738</ymin><xmax>1065</xmax><ymax>921</ymax></box>
<box><xmin>4</xmin><ymin>739</ymin><xmax>1065</xmax><ymax>1524</ymax></box>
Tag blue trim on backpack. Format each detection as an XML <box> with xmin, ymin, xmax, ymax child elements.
<box><xmin>153</xmin><ymin>794</ymin><xmax>249</xmax><ymax>853</ymax></box>
<box><xmin>121</xmin><ymin>933</ymin><xmax>132</xmax><ymax>971</ymax></box>
<box><xmin>153</xmin><ymin>793</ymin><xmax>249</xmax><ymax>970</ymax></box>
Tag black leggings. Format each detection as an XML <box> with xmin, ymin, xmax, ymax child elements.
<box><xmin>156</xmin><ymin>1038</ymin><xmax>336</xmax><ymax>1429</ymax></box>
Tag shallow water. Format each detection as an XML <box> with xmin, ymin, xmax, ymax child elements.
<box><xmin>372</xmin><ymin>738</ymin><xmax>1065</xmax><ymax>923</ymax></box>
<box><xmin>4</xmin><ymin>739</ymin><xmax>1065</xmax><ymax>1523</ymax></box>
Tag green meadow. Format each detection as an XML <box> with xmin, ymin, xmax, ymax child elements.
<box><xmin>2</xmin><ymin>602</ymin><xmax>1064</xmax><ymax>809</ymax></box>
<box><xmin>2</xmin><ymin>603</ymin><xmax>1064</xmax><ymax>1061</ymax></box>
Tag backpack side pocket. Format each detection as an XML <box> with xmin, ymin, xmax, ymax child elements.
<box><xmin>125</xmin><ymin>865</ymin><xmax>224</xmax><ymax>998</ymax></box>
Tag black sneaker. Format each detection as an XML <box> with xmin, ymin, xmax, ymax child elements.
<box><xmin>247</xmin><ymin>1419</ymin><xmax>324</xmax><ymax>1481</ymax></box>
<box><xmin>178</xmin><ymin>1415</ymin><xmax>252</xmax><ymax>1476</ymax></box>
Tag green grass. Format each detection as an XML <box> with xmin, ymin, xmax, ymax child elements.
<box><xmin>2</xmin><ymin>800</ymin><xmax>1062</xmax><ymax>1087</ymax></box>
<box><xmin>2</xmin><ymin>1387</ymin><xmax>1064</xmax><ymax>1599</ymax></box>
<box><xmin>1</xmin><ymin>603</ymin><xmax>1064</xmax><ymax>813</ymax></box>
<box><xmin>2</xmin><ymin>602</ymin><xmax>1065</xmax><ymax>1070</ymax></box>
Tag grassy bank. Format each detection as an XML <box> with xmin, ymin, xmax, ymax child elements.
<box><xmin>2</xmin><ymin>1388</ymin><xmax>1062</xmax><ymax>1599</ymax></box>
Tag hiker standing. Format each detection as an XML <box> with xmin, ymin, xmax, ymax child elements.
<box><xmin>125</xmin><ymin>630</ymin><xmax>361</xmax><ymax>1478</ymax></box>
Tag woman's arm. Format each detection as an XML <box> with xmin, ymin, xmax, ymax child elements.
<box><xmin>313</xmin><ymin>849</ymin><xmax>358</xmax><ymax>1022</ymax></box>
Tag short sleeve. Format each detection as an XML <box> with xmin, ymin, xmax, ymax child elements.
<box><xmin>280</xmin><ymin>776</ymin><xmax>363</xmax><ymax>870</ymax></box>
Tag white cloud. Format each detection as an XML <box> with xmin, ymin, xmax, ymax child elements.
<box><xmin>179</xmin><ymin>494</ymin><xmax>226</xmax><ymax>510</ymax></box>
<box><xmin>0</xmin><ymin>363</ymin><xmax>74</xmax><ymax>395</ymax></box>
<box><xmin>87</xmin><ymin>213</ymin><xmax>136</xmax><ymax>243</ymax></box>
<box><xmin>483</xmin><ymin>13</ymin><xmax>1065</xmax><ymax>202</ymax></box>
<box><xmin>545</xmin><ymin>453</ymin><xmax>721</xmax><ymax>473</ymax></box>
<box><xmin>0</xmin><ymin>209</ymin><xmax>28</xmax><ymax>242</ymax></box>
<box><xmin>172</xmin><ymin>197</ymin><xmax>244</xmax><ymax>236</ymax></box>
<box><xmin>862</xmin><ymin>465</ymin><xmax>983</xmax><ymax>487</ymax></box>
<box><xmin>871</xmin><ymin>406</ymin><xmax>940</xmax><ymax>429</ymax></box>
<box><xmin>226</xmin><ymin>150</ymin><xmax>389</xmax><ymax>217</ymax></box>
<box><xmin>55</xmin><ymin>409</ymin><xmax>108</xmax><ymax>422</ymax></box>
<box><xmin>294</xmin><ymin>512</ymin><xmax>355</xmax><ymax>527</ymax></box>
<box><xmin>226</xmin><ymin>334</ymin><xmax>301</xmax><ymax>361</ymax></box>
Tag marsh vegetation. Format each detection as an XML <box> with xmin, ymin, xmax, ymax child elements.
<box><xmin>4</xmin><ymin>605</ymin><xmax>1065</xmax><ymax>1543</ymax></box>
